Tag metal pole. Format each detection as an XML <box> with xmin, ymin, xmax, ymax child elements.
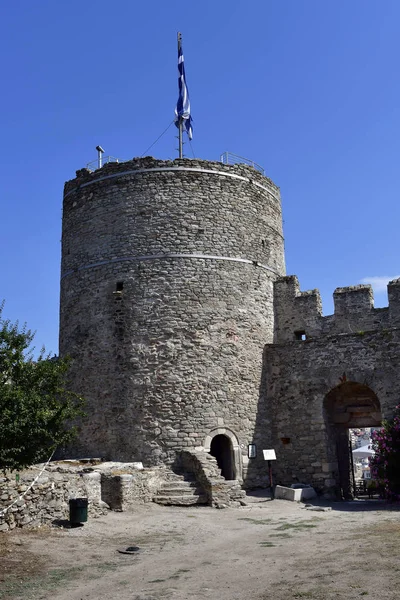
<box><xmin>268</xmin><ymin>460</ymin><xmax>274</xmax><ymax>500</ymax></box>
<box><xmin>96</xmin><ymin>145</ymin><xmax>104</xmax><ymax>169</ymax></box>
<box><xmin>349</xmin><ymin>439</ymin><xmax>356</xmax><ymax>498</ymax></box>
<box><xmin>177</xmin><ymin>33</ymin><xmax>183</xmax><ymax>159</ymax></box>
<box><xmin>179</xmin><ymin>120</ymin><xmax>183</xmax><ymax>159</ymax></box>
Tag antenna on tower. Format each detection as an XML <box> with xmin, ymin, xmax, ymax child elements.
<box><xmin>96</xmin><ymin>145</ymin><xmax>105</xmax><ymax>169</ymax></box>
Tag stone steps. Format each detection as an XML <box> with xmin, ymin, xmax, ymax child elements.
<box><xmin>153</xmin><ymin>472</ymin><xmax>208</xmax><ymax>506</ymax></box>
<box><xmin>158</xmin><ymin>484</ymin><xmax>198</xmax><ymax>495</ymax></box>
<box><xmin>154</xmin><ymin>494</ymin><xmax>209</xmax><ymax>506</ymax></box>
<box><xmin>160</xmin><ymin>474</ymin><xmax>196</xmax><ymax>484</ymax></box>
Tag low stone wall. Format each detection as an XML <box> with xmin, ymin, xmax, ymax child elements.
<box><xmin>0</xmin><ymin>461</ymin><xmax>164</xmax><ymax>532</ymax></box>
<box><xmin>100</xmin><ymin>469</ymin><xmax>164</xmax><ymax>510</ymax></box>
<box><xmin>0</xmin><ymin>455</ymin><xmax>247</xmax><ymax>531</ymax></box>
<box><xmin>0</xmin><ymin>467</ymin><xmax>107</xmax><ymax>532</ymax></box>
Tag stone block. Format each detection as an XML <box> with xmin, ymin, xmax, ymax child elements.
<box><xmin>290</xmin><ymin>483</ymin><xmax>317</xmax><ymax>500</ymax></box>
<box><xmin>275</xmin><ymin>484</ymin><xmax>317</xmax><ymax>502</ymax></box>
<box><xmin>300</xmin><ymin>487</ymin><xmax>317</xmax><ymax>500</ymax></box>
<box><xmin>275</xmin><ymin>485</ymin><xmax>302</xmax><ymax>502</ymax></box>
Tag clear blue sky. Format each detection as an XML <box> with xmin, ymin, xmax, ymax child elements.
<box><xmin>1</xmin><ymin>0</ymin><xmax>399</xmax><ymax>353</ymax></box>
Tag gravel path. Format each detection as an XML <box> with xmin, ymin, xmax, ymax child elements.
<box><xmin>2</xmin><ymin>495</ymin><xmax>400</xmax><ymax>600</ymax></box>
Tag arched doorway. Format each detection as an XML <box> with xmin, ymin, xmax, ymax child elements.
<box><xmin>204</xmin><ymin>427</ymin><xmax>241</xmax><ymax>481</ymax></box>
<box><xmin>324</xmin><ymin>381</ymin><xmax>381</xmax><ymax>499</ymax></box>
<box><xmin>210</xmin><ymin>434</ymin><xmax>235</xmax><ymax>480</ymax></box>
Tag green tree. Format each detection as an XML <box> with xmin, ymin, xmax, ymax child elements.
<box><xmin>0</xmin><ymin>304</ymin><xmax>85</xmax><ymax>472</ymax></box>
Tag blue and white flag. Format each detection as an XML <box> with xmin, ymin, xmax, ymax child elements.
<box><xmin>175</xmin><ymin>39</ymin><xmax>193</xmax><ymax>140</ymax></box>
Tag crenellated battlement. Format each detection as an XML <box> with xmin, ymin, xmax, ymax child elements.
<box><xmin>274</xmin><ymin>275</ymin><xmax>400</xmax><ymax>343</ymax></box>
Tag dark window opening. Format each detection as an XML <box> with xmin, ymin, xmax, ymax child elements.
<box><xmin>294</xmin><ymin>330</ymin><xmax>307</xmax><ymax>341</ymax></box>
<box><xmin>261</xmin><ymin>239</ymin><xmax>265</xmax><ymax>248</ymax></box>
<box><xmin>116</xmin><ymin>281</ymin><xmax>124</xmax><ymax>292</ymax></box>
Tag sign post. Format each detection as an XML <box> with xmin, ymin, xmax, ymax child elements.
<box><xmin>263</xmin><ymin>449</ymin><xmax>277</xmax><ymax>500</ymax></box>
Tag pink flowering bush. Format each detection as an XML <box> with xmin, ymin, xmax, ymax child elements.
<box><xmin>369</xmin><ymin>404</ymin><xmax>400</xmax><ymax>501</ymax></box>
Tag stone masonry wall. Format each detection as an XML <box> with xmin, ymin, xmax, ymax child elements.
<box><xmin>261</xmin><ymin>327</ymin><xmax>400</xmax><ymax>494</ymax></box>
<box><xmin>100</xmin><ymin>469</ymin><xmax>163</xmax><ymax>510</ymax></box>
<box><xmin>274</xmin><ymin>275</ymin><xmax>400</xmax><ymax>342</ymax></box>
<box><xmin>0</xmin><ymin>466</ymin><xmax>107</xmax><ymax>532</ymax></box>
<box><xmin>60</xmin><ymin>157</ymin><xmax>285</xmax><ymax>486</ymax></box>
<box><xmin>0</xmin><ymin>462</ymin><xmax>165</xmax><ymax>531</ymax></box>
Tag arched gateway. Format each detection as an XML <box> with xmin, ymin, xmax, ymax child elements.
<box><xmin>324</xmin><ymin>381</ymin><xmax>381</xmax><ymax>498</ymax></box>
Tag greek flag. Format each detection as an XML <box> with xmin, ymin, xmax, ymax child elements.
<box><xmin>175</xmin><ymin>39</ymin><xmax>193</xmax><ymax>140</ymax></box>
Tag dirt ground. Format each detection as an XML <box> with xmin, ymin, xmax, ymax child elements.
<box><xmin>1</xmin><ymin>493</ymin><xmax>400</xmax><ymax>600</ymax></box>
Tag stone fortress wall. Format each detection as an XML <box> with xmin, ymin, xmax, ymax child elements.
<box><xmin>60</xmin><ymin>154</ymin><xmax>400</xmax><ymax>498</ymax></box>
<box><xmin>264</xmin><ymin>276</ymin><xmax>400</xmax><ymax>496</ymax></box>
<box><xmin>60</xmin><ymin>157</ymin><xmax>285</xmax><ymax>486</ymax></box>
<box><xmin>274</xmin><ymin>275</ymin><xmax>400</xmax><ymax>342</ymax></box>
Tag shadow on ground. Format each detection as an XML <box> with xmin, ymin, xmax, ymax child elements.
<box><xmin>244</xmin><ymin>488</ymin><xmax>400</xmax><ymax>512</ymax></box>
<box><xmin>51</xmin><ymin>519</ymin><xmax>84</xmax><ymax>528</ymax></box>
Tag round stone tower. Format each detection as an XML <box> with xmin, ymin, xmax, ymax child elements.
<box><xmin>60</xmin><ymin>157</ymin><xmax>285</xmax><ymax>480</ymax></box>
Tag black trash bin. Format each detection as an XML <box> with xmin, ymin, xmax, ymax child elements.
<box><xmin>69</xmin><ymin>498</ymin><xmax>88</xmax><ymax>524</ymax></box>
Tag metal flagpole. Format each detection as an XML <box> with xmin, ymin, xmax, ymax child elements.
<box><xmin>177</xmin><ymin>32</ymin><xmax>183</xmax><ymax>158</ymax></box>
<box><xmin>178</xmin><ymin>120</ymin><xmax>183</xmax><ymax>159</ymax></box>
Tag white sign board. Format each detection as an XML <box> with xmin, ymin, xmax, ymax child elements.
<box><xmin>263</xmin><ymin>449</ymin><xmax>276</xmax><ymax>461</ymax></box>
